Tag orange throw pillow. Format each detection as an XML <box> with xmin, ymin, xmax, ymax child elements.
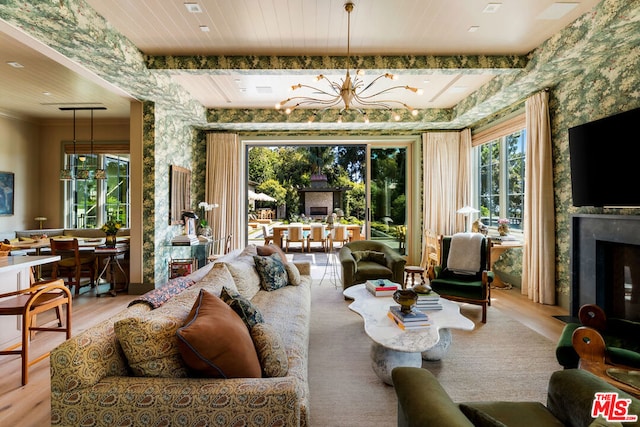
<box><xmin>176</xmin><ymin>289</ymin><xmax>262</xmax><ymax>378</ymax></box>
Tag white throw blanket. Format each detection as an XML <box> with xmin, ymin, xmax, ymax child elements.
<box><xmin>446</xmin><ymin>232</ymin><xmax>483</xmax><ymax>275</ymax></box>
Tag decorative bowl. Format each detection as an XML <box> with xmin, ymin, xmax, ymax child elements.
<box><xmin>393</xmin><ymin>288</ymin><xmax>418</xmax><ymax>314</ymax></box>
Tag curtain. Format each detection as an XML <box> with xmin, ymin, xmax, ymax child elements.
<box><xmin>522</xmin><ymin>91</ymin><xmax>556</xmax><ymax>304</ymax></box>
<box><xmin>422</xmin><ymin>129</ymin><xmax>471</xmax><ymax>239</ymax></box>
<box><xmin>206</xmin><ymin>133</ymin><xmax>243</xmax><ymax>252</ymax></box>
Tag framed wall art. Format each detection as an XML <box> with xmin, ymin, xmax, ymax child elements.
<box><xmin>0</xmin><ymin>172</ymin><xmax>14</xmax><ymax>216</ymax></box>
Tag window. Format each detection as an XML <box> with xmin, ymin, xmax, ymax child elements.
<box><xmin>64</xmin><ymin>152</ymin><xmax>130</xmax><ymax>229</ymax></box>
<box><xmin>474</xmin><ymin>115</ymin><xmax>526</xmax><ymax>232</ymax></box>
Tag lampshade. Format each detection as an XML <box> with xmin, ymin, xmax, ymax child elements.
<box><xmin>59</xmin><ymin>169</ymin><xmax>73</xmax><ymax>180</ymax></box>
<box><xmin>95</xmin><ymin>168</ymin><xmax>106</xmax><ymax>180</ymax></box>
<box><xmin>76</xmin><ymin>169</ymin><xmax>90</xmax><ymax>180</ymax></box>
<box><xmin>456</xmin><ymin>206</ymin><xmax>480</xmax><ymax>214</ymax></box>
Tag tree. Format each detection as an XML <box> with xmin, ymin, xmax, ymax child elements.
<box><xmin>257</xmin><ymin>179</ymin><xmax>286</xmax><ymax>204</ymax></box>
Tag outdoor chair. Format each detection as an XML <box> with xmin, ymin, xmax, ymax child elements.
<box><xmin>331</xmin><ymin>224</ymin><xmax>350</xmax><ymax>249</ymax></box>
<box><xmin>307</xmin><ymin>223</ymin><xmax>328</xmax><ymax>252</ymax></box>
<box><xmin>285</xmin><ymin>224</ymin><xmax>306</xmax><ymax>252</ymax></box>
<box><xmin>430</xmin><ymin>233</ymin><xmax>493</xmax><ymax>323</ymax></box>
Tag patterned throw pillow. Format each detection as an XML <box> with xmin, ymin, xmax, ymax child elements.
<box><xmin>114</xmin><ymin>315</ymin><xmax>188</xmax><ymax>378</ymax></box>
<box><xmin>251</xmin><ymin>323</ymin><xmax>289</xmax><ymax>377</ymax></box>
<box><xmin>176</xmin><ymin>289</ymin><xmax>261</xmax><ymax>378</ymax></box>
<box><xmin>285</xmin><ymin>262</ymin><xmax>301</xmax><ymax>286</ymax></box>
<box><xmin>223</xmin><ymin>254</ymin><xmax>262</xmax><ymax>300</ymax></box>
<box><xmin>220</xmin><ymin>286</ymin><xmax>264</xmax><ymax>329</ymax></box>
<box><xmin>253</xmin><ymin>253</ymin><xmax>288</xmax><ymax>291</ymax></box>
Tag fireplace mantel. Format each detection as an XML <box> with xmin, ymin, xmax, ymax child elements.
<box><xmin>571</xmin><ymin>214</ymin><xmax>640</xmax><ymax>319</ymax></box>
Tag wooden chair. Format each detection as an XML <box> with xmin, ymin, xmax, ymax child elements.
<box><xmin>0</xmin><ymin>279</ymin><xmax>72</xmax><ymax>385</ymax></box>
<box><xmin>285</xmin><ymin>224</ymin><xmax>306</xmax><ymax>252</ymax></box>
<box><xmin>331</xmin><ymin>224</ymin><xmax>350</xmax><ymax>249</ymax></box>
<box><xmin>421</xmin><ymin>229</ymin><xmax>440</xmax><ymax>279</ymax></box>
<box><xmin>262</xmin><ymin>225</ymin><xmax>274</xmax><ymax>245</ymax></box>
<box><xmin>50</xmin><ymin>238</ymin><xmax>96</xmax><ymax>296</ymax></box>
<box><xmin>307</xmin><ymin>223</ymin><xmax>328</xmax><ymax>252</ymax></box>
<box><xmin>430</xmin><ymin>233</ymin><xmax>493</xmax><ymax>323</ymax></box>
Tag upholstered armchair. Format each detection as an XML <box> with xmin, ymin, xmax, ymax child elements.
<box><xmin>430</xmin><ymin>233</ymin><xmax>493</xmax><ymax>323</ymax></box>
<box><xmin>556</xmin><ymin>304</ymin><xmax>640</xmax><ymax>369</ymax></box>
<box><xmin>339</xmin><ymin>240</ymin><xmax>406</xmax><ymax>290</ymax></box>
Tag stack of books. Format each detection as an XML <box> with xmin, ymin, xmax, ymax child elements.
<box><xmin>387</xmin><ymin>305</ymin><xmax>431</xmax><ymax>330</ymax></box>
<box><xmin>365</xmin><ymin>279</ymin><xmax>399</xmax><ymax>297</ymax></box>
<box><xmin>172</xmin><ymin>234</ymin><xmax>199</xmax><ymax>246</ymax></box>
<box><xmin>414</xmin><ymin>290</ymin><xmax>443</xmax><ymax>311</ymax></box>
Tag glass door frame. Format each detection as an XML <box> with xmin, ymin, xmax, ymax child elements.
<box><xmin>240</xmin><ymin>135</ymin><xmax>422</xmax><ymax>265</ymax></box>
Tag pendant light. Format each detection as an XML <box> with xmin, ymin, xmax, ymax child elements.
<box><xmin>93</xmin><ymin>108</ymin><xmax>107</xmax><ymax>180</ymax></box>
<box><xmin>59</xmin><ymin>109</ymin><xmax>76</xmax><ymax>181</ymax></box>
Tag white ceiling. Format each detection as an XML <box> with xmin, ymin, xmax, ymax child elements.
<box><xmin>0</xmin><ymin>0</ymin><xmax>600</xmax><ymax>119</ymax></box>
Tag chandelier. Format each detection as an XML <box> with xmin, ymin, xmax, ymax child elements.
<box><xmin>59</xmin><ymin>107</ymin><xmax>107</xmax><ymax>180</ymax></box>
<box><xmin>275</xmin><ymin>1</ymin><xmax>423</xmax><ymax>123</ymax></box>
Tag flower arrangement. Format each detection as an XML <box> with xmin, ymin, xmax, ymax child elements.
<box><xmin>198</xmin><ymin>202</ymin><xmax>219</xmax><ymax>227</ymax></box>
<box><xmin>101</xmin><ymin>219</ymin><xmax>122</xmax><ymax>235</ymax></box>
<box><xmin>497</xmin><ymin>218</ymin><xmax>510</xmax><ymax>236</ymax></box>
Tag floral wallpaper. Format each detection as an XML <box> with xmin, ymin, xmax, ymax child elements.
<box><xmin>1</xmin><ymin>0</ymin><xmax>639</xmax><ymax>300</ymax></box>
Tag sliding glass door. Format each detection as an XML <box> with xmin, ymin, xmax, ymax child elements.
<box><xmin>367</xmin><ymin>146</ymin><xmax>407</xmax><ymax>254</ymax></box>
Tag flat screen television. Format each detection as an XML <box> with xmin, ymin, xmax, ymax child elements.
<box><xmin>568</xmin><ymin>106</ymin><xmax>640</xmax><ymax>207</ymax></box>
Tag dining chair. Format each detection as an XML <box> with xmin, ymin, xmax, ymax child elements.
<box><xmin>0</xmin><ymin>279</ymin><xmax>72</xmax><ymax>385</ymax></box>
<box><xmin>307</xmin><ymin>223</ymin><xmax>328</xmax><ymax>252</ymax></box>
<box><xmin>331</xmin><ymin>224</ymin><xmax>350</xmax><ymax>249</ymax></box>
<box><xmin>262</xmin><ymin>225</ymin><xmax>274</xmax><ymax>245</ymax></box>
<box><xmin>285</xmin><ymin>224</ymin><xmax>306</xmax><ymax>252</ymax></box>
<box><xmin>50</xmin><ymin>238</ymin><xmax>97</xmax><ymax>296</ymax></box>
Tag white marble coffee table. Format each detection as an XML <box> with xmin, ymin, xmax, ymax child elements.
<box><xmin>343</xmin><ymin>284</ymin><xmax>474</xmax><ymax>385</ymax></box>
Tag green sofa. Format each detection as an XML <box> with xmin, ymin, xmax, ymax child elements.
<box><xmin>392</xmin><ymin>367</ymin><xmax>640</xmax><ymax>427</ymax></box>
<box><xmin>339</xmin><ymin>240</ymin><xmax>406</xmax><ymax>290</ymax></box>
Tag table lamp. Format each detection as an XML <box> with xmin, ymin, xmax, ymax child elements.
<box><xmin>34</xmin><ymin>217</ymin><xmax>47</xmax><ymax>229</ymax></box>
<box><xmin>456</xmin><ymin>206</ymin><xmax>479</xmax><ymax>233</ymax></box>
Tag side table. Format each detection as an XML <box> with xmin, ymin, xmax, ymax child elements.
<box><xmin>95</xmin><ymin>245</ymin><xmax>129</xmax><ymax>297</ymax></box>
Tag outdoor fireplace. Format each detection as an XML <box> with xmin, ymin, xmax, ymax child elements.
<box><xmin>571</xmin><ymin>214</ymin><xmax>640</xmax><ymax>321</ymax></box>
<box><xmin>310</xmin><ymin>207</ymin><xmax>328</xmax><ymax>216</ymax></box>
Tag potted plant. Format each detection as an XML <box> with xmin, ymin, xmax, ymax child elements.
<box><xmin>101</xmin><ymin>218</ymin><xmax>122</xmax><ymax>247</ymax></box>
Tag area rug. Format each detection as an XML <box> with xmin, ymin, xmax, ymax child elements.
<box><xmin>308</xmin><ymin>284</ymin><xmax>563</xmax><ymax>427</ymax></box>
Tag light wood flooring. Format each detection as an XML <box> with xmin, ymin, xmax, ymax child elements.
<box><xmin>0</xmin><ymin>270</ymin><xmax>568</xmax><ymax>427</ymax></box>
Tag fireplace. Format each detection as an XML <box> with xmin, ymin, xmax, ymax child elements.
<box><xmin>571</xmin><ymin>214</ymin><xmax>640</xmax><ymax>321</ymax></box>
<box><xmin>309</xmin><ymin>206</ymin><xmax>328</xmax><ymax>216</ymax></box>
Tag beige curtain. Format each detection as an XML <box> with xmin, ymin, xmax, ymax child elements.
<box><xmin>422</xmin><ymin>129</ymin><xmax>471</xmax><ymax>238</ymax></box>
<box><xmin>206</xmin><ymin>133</ymin><xmax>243</xmax><ymax>252</ymax></box>
<box><xmin>522</xmin><ymin>91</ymin><xmax>556</xmax><ymax>304</ymax></box>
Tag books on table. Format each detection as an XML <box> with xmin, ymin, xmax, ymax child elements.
<box><xmin>414</xmin><ymin>290</ymin><xmax>443</xmax><ymax>311</ymax></box>
<box><xmin>388</xmin><ymin>305</ymin><xmax>431</xmax><ymax>330</ymax></box>
<box><xmin>365</xmin><ymin>279</ymin><xmax>399</xmax><ymax>297</ymax></box>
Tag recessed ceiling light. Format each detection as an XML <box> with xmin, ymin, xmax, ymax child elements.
<box><xmin>482</xmin><ymin>3</ymin><xmax>502</xmax><ymax>13</ymax></box>
<box><xmin>256</xmin><ymin>86</ymin><xmax>272</xmax><ymax>94</ymax></box>
<box><xmin>7</xmin><ymin>61</ymin><xmax>24</xmax><ymax>68</ymax></box>
<box><xmin>537</xmin><ymin>3</ymin><xmax>578</xmax><ymax>20</ymax></box>
<box><xmin>42</xmin><ymin>91</ymin><xmax>52</xmax><ymax>96</ymax></box>
<box><xmin>199</xmin><ymin>25</ymin><xmax>210</xmax><ymax>32</ymax></box>
<box><xmin>423</xmin><ymin>80</ymin><xmax>431</xmax><ymax>84</ymax></box>
<box><xmin>449</xmin><ymin>86</ymin><xmax>468</xmax><ymax>93</ymax></box>
<box><xmin>184</xmin><ymin>2</ymin><xmax>202</xmax><ymax>13</ymax></box>
<box><xmin>468</xmin><ymin>26</ymin><xmax>480</xmax><ymax>33</ymax></box>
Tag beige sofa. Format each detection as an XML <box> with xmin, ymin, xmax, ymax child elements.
<box><xmin>50</xmin><ymin>245</ymin><xmax>312</xmax><ymax>426</ymax></box>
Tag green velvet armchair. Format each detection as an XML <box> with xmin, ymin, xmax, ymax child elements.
<box><xmin>556</xmin><ymin>304</ymin><xmax>640</xmax><ymax>369</ymax></box>
<box><xmin>392</xmin><ymin>367</ymin><xmax>640</xmax><ymax>427</ymax></box>
<box><xmin>339</xmin><ymin>240</ymin><xmax>406</xmax><ymax>290</ymax></box>
<box><xmin>430</xmin><ymin>234</ymin><xmax>493</xmax><ymax>323</ymax></box>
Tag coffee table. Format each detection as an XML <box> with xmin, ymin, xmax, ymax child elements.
<box><xmin>343</xmin><ymin>283</ymin><xmax>474</xmax><ymax>384</ymax></box>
